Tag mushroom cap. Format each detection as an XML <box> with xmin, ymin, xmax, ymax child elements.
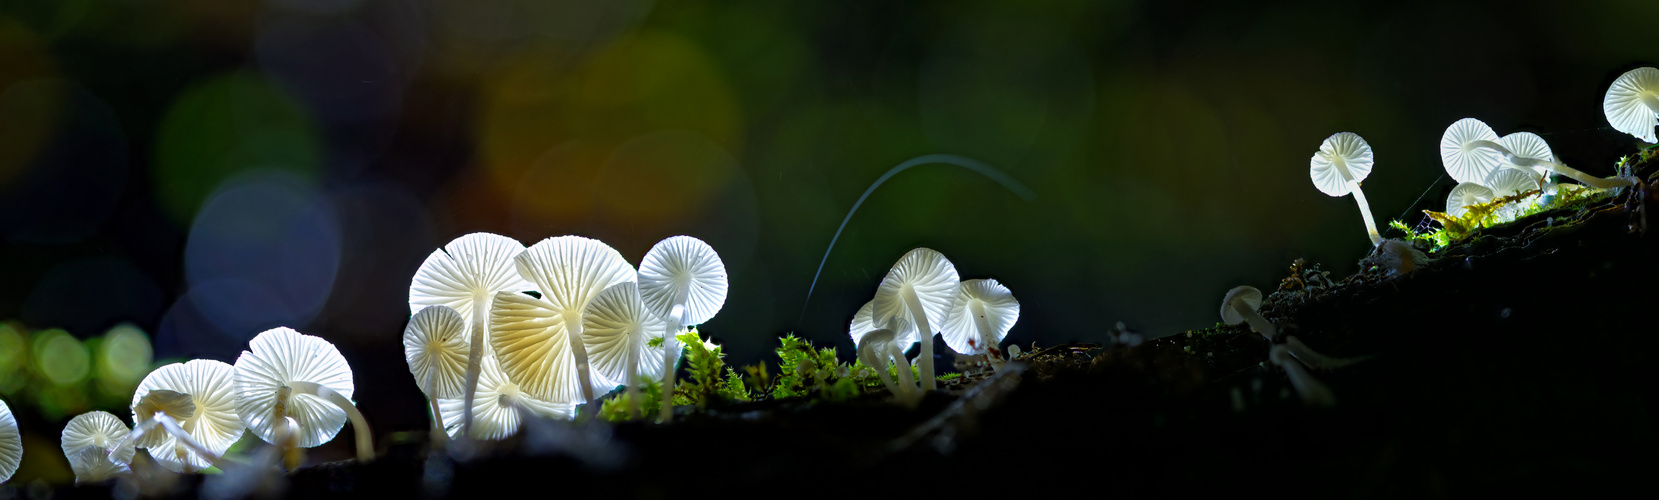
<box><xmin>638</xmin><ymin>235</ymin><xmax>729</xmax><ymax>326</ymax></box>
<box><xmin>848</xmin><ymin>300</ymin><xmax>914</xmax><ymax>348</ymax></box>
<box><xmin>0</xmin><ymin>398</ymin><xmax>20</xmax><ymax>483</ymax></box>
<box><xmin>1496</xmin><ymin>132</ymin><xmax>1554</xmax><ymax>171</ymax></box>
<box><xmin>67</xmin><ymin>447</ymin><xmax>127</xmax><ymax>483</ymax></box>
<box><xmin>1603</xmin><ymin>67</ymin><xmax>1659</xmax><ymax>143</ymax></box>
<box><xmin>855</xmin><ymin>328</ymin><xmax>904</xmax><ymax>365</ymax></box>
<box><xmin>409</xmin><ymin>232</ymin><xmax>533</xmax><ymax>320</ymax></box>
<box><xmin>439</xmin><ymin>355</ymin><xmax>574</xmax><ymax>440</ymax></box>
<box><xmin>939</xmin><ymin>279</ymin><xmax>1021</xmax><ymax>355</ymax></box>
<box><xmin>61</xmin><ymin>411</ymin><xmax>133</xmax><ymax>467</ymax></box>
<box><xmin>403</xmin><ymin>305</ymin><xmax>471</xmax><ymax>400</ymax></box>
<box><xmin>233</xmin><ymin>327</ymin><xmax>355</xmax><ymax>449</ymax></box>
<box><xmin>1446</xmin><ymin>182</ymin><xmax>1495</xmax><ymax>219</ymax></box>
<box><xmin>1219</xmin><ymin>286</ymin><xmax>1263</xmax><ymax>324</ymax></box>
<box><xmin>131</xmin><ymin>359</ymin><xmax>243</xmax><ymax>472</ymax></box>
<box><xmin>1484</xmin><ymin>167</ymin><xmax>1541</xmax><ymax>198</ymax></box>
<box><xmin>514</xmin><ymin>235</ymin><xmax>636</xmax><ymax>315</ymax></box>
<box><xmin>872</xmin><ymin>248</ymin><xmax>960</xmax><ymax>340</ymax></box>
<box><xmin>1439</xmin><ymin>118</ymin><xmax>1504</xmax><ymax>185</ymax></box>
<box><xmin>489</xmin><ymin>290</ymin><xmax>585</xmax><ymax>404</ymax></box>
<box><xmin>583</xmin><ymin>281</ymin><xmax>673</xmax><ymax>385</ymax></box>
<box><xmin>1309</xmin><ymin>132</ymin><xmax>1374</xmax><ymax>197</ymax></box>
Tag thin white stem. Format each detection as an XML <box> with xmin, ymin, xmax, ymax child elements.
<box><xmin>1269</xmin><ymin>345</ymin><xmax>1335</xmax><ymax>407</ymax></box>
<box><xmin>564</xmin><ymin>311</ymin><xmax>599</xmax><ymax>408</ymax></box>
<box><xmin>969</xmin><ymin>301</ymin><xmax>1003</xmax><ymax>370</ymax></box>
<box><xmin>426</xmin><ymin>367</ymin><xmax>446</xmax><ymax>446</ymax></box>
<box><xmin>1229</xmin><ymin>300</ymin><xmax>1277</xmax><ymax>340</ymax></box>
<box><xmin>625</xmin><ymin>338</ymin><xmax>641</xmax><ymax>420</ymax></box>
<box><xmin>460</xmin><ymin>293</ymin><xmax>488</xmax><ymax>435</ymax></box>
<box><xmin>288</xmin><ymin>381</ymin><xmax>374</xmax><ymax>462</ymax></box>
<box><xmin>150</xmin><ymin>414</ymin><xmax>221</xmax><ymax>470</ymax></box>
<box><xmin>1537</xmin><ymin>160</ymin><xmax>1633</xmax><ymax>189</ymax></box>
<box><xmin>901</xmin><ymin>287</ymin><xmax>937</xmax><ymax>391</ymax></box>
<box><xmin>657</xmin><ymin>303</ymin><xmax>687</xmax><ymax>424</ymax></box>
<box><xmin>887</xmin><ymin>344</ymin><xmax>919</xmax><ymax>404</ymax></box>
<box><xmin>1348</xmin><ymin>180</ymin><xmax>1382</xmax><ymax>246</ymax></box>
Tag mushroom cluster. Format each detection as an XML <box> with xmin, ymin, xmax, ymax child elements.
<box><xmin>1438</xmin><ymin>117</ymin><xmax>1631</xmax><ymax>222</ymax></box>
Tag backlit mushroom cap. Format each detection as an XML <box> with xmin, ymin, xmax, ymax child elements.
<box><xmin>403</xmin><ymin>305</ymin><xmax>470</xmax><ymax>399</ymax></box>
<box><xmin>61</xmin><ymin>411</ymin><xmax>134</xmax><ymax>476</ymax></box>
<box><xmin>1484</xmin><ymin>167</ymin><xmax>1540</xmax><ymax>198</ymax></box>
<box><xmin>1496</xmin><ymin>132</ymin><xmax>1554</xmax><ymax>171</ymax></box>
<box><xmin>1603</xmin><ymin>67</ymin><xmax>1659</xmax><ymax>143</ymax></box>
<box><xmin>491</xmin><ymin>236</ymin><xmax>637</xmax><ymax>401</ymax></box>
<box><xmin>872</xmin><ymin>248</ymin><xmax>960</xmax><ymax>340</ymax></box>
<box><xmin>848</xmin><ymin>300</ymin><xmax>913</xmax><ymax>347</ymax></box>
<box><xmin>409</xmin><ymin>232</ymin><xmax>533</xmax><ymax>320</ymax></box>
<box><xmin>1308</xmin><ymin>132</ymin><xmax>1374</xmax><ymax>197</ymax></box>
<box><xmin>439</xmin><ymin>355</ymin><xmax>574</xmax><ymax>440</ymax></box>
<box><xmin>638</xmin><ymin>236</ymin><xmax>729</xmax><ymax>326</ymax></box>
<box><xmin>234</xmin><ymin>327</ymin><xmax>355</xmax><ymax>448</ymax></box>
<box><xmin>0</xmin><ymin>398</ymin><xmax>20</xmax><ymax>483</ymax></box>
<box><xmin>1219</xmin><ymin>286</ymin><xmax>1262</xmax><ymax>325</ymax></box>
<box><xmin>1445</xmin><ymin>182</ymin><xmax>1495</xmax><ymax>219</ymax></box>
<box><xmin>583</xmin><ymin>282</ymin><xmax>672</xmax><ymax>384</ymax></box>
<box><xmin>131</xmin><ymin>360</ymin><xmax>243</xmax><ymax>472</ymax></box>
<box><xmin>1439</xmin><ymin>118</ymin><xmax>1503</xmax><ymax>185</ymax></box>
<box><xmin>939</xmin><ymin>279</ymin><xmax>1021</xmax><ymax>355</ymax></box>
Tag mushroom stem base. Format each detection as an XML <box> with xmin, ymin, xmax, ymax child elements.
<box><xmin>1348</xmin><ymin>181</ymin><xmax>1382</xmax><ymax>247</ymax></box>
<box><xmin>460</xmin><ymin>296</ymin><xmax>488</xmax><ymax>437</ymax></box>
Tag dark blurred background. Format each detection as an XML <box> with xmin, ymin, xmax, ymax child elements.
<box><xmin>0</xmin><ymin>0</ymin><xmax>1655</xmax><ymax>484</ymax></box>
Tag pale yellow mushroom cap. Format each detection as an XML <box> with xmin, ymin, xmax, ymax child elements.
<box><xmin>403</xmin><ymin>305</ymin><xmax>471</xmax><ymax>400</ymax></box>
<box><xmin>439</xmin><ymin>355</ymin><xmax>574</xmax><ymax>440</ymax></box>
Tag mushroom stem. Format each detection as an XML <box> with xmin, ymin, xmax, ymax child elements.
<box><xmin>1346</xmin><ymin>180</ymin><xmax>1382</xmax><ymax>246</ymax></box>
<box><xmin>1283</xmin><ymin>336</ymin><xmax>1366</xmax><ymax>370</ymax></box>
<box><xmin>286</xmin><ymin>381</ymin><xmax>374</xmax><ymax>462</ymax></box>
<box><xmin>1471</xmin><ymin>140</ymin><xmax>1634</xmax><ymax>189</ymax></box>
<box><xmin>900</xmin><ymin>287</ymin><xmax>937</xmax><ymax>391</ymax></box>
<box><xmin>881</xmin><ymin>318</ymin><xmax>920</xmax><ymax>395</ymax></box>
<box><xmin>1268</xmin><ymin>345</ymin><xmax>1335</xmax><ymax>407</ymax></box>
<box><xmin>625</xmin><ymin>340</ymin><xmax>642</xmax><ymax>420</ymax></box>
<box><xmin>152</xmin><ymin>414</ymin><xmax>220</xmax><ymax>471</ymax></box>
<box><xmin>426</xmin><ymin>367</ymin><xmax>447</xmax><ymax>446</ymax></box>
<box><xmin>1227</xmin><ymin>299</ymin><xmax>1277</xmax><ymax>340</ymax></box>
<box><xmin>460</xmin><ymin>292</ymin><xmax>488</xmax><ymax>436</ymax></box>
<box><xmin>563</xmin><ymin>312</ymin><xmax>600</xmax><ymax>409</ymax></box>
<box><xmin>969</xmin><ymin>301</ymin><xmax>1004</xmax><ymax>370</ymax></box>
<box><xmin>657</xmin><ymin>303</ymin><xmax>687</xmax><ymax>424</ymax></box>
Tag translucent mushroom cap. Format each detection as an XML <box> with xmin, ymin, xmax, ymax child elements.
<box><xmin>131</xmin><ymin>359</ymin><xmax>243</xmax><ymax>472</ymax></box>
<box><xmin>409</xmin><ymin>232</ymin><xmax>533</xmax><ymax>320</ymax></box>
<box><xmin>848</xmin><ymin>300</ymin><xmax>914</xmax><ymax>348</ymax></box>
<box><xmin>439</xmin><ymin>355</ymin><xmax>574</xmax><ymax>440</ymax></box>
<box><xmin>1219</xmin><ymin>286</ymin><xmax>1263</xmax><ymax>324</ymax></box>
<box><xmin>939</xmin><ymin>279</ymin><xmax>1021</xmax><ymax>355</ymax></box>
<box><xmin>491</xmin><ymin>236</ymin><xmax>637</xmax><ymax>403</ymax></box>
<box><xmin>61</xmin><ymin>411</ymin><xmax>134</xmax><ymax>469</ymax></box>
<box><xmin>638</xmin><ymin>235</ymin><xmax>729</xmax><ymax>326</ymax></box>
<box><xmin>583</xmin><ymin>281</ymin><xmax>673</xmax><ymax>385</ymax></box>
<box><xmin>1603</xmin><ymin>67</ymin><xmax>1659</xmax><ymax>143</ymax></box>
<box><xmin>855</xmin><ymin>328</ymin><xmax>905</xmax><ymax>364</ymax></box>
<box><xmin>233</xmin><ymin>327</ymin><xmax>356</xmax><ymax>448</ymax></box>
<box><xmin>1496</xmin><ymin>132</ymin><xmax>1554</xmax><ymax>171</ymax></box>
<box><xmin>1309</xmin><ymin>132</ymin><xmax>1374</xmax><ymax>197</ymax></box>
<box><xmin>1439</xmin><ymin>118</ymin><xmax>1504</xmax><ymax>185</ymax></box>
<box><xmin>403</xmin><ymin>305</ymin><xmax>470</xmax><ymax>399</ymax></box>
<box><xmin>1484</xmin><ymin>167</ymin><xmax>1541</xmax><ymax>198</ymax></box>
<box><xmin>67</xmin><ymin>447</ymin><xmax>127</xmax><ymax>483</ymax></box>
<box><xmin>873</xmin><ymin>248</ymin><xmax>960</xmax><ymax>339</ymax></box>
<box><xmin>1446</xmin><ymin>182</ymin><xmax>1495</xmax><ymax>219</ymax></box>
<box><xmin>0</xmin><ymin>398</ymin><xmax>20</xmax><ymax>483</ymax></box>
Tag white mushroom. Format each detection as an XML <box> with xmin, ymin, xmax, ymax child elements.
<box><xmin>491</xmin><ymin>236</ymin><xmax>636</xmax><ymax>410</ymax></box>
<box><xmin>61</xmin><ymin>411</ymin><xmax>133</xmax><ymax>482</ymax></box>
<box><xmin>1443</xmin><ymin>119</ymin><xmax>1630</xmax><ymax>190</ymax></box>
<box><xmin>855</xmin><ymin>328</ymin><xmax>918</xmax><ymax>403</ymax></box>
<box><xmin>129</xmin><ymin>359</ymin><xmax>243</xmax><ymax>472</ymax></box>
<box><xmin>409</xmin><ymin>232</ymin><xmax>533</xmax><ymax>435</ymax></box>
<box><xmin>637</xmin><ymin>236</ymin><xmax>728</xmax><ymax>422</ymax></box>
<box><xmin>0</xmin><ymin>398</ymin><xmax>20</xmax><ymax>484</ymax></box>
<box><xmin>873</xmin><ymin>248</ymin><xmax>960</xmax><ymax>392</ymax></box>
<box><xmin>939</xmin><ymin>279</ymin><xmax>1020</xmax><ymax>370</ymax></box>
<box><xmin>1445</xmin><ymin>182</ymin><xmax>1495</xmax><ymax>219</ymax></box>
<box><xmin>1310</xmin><ymin>132</ymin><xmax>1382</xmax><ymax>246</ymax></box>
<box><xmin>402</xmin><ymin>305</ymin><xmax>469</xmax><ymax>442</ymax></box>
<box><xmin>848</xmin><ymin>300</ymin><xmax>913</xmax><ymax>348</ymax></box>
<box><xmin>584</xmin><ymin>281</ymin><xmax>671</xmax><ymax>419</ymax></box>
<box><xmin>234</xmin><ymin>327</ymin><xmax>372</xmax><ymax>462</ymax></box>
<box><xmin>439</xmin><ymin>355</ymin><xmax>574</xmax><ymax>440</ymax></box>
<box><xmin>1220</xmin><ymin>286</ymin><xmax>1275</xmax><ymax>340</ymax></box>
<box><xmin>1603</xmin><ymin>67</ymin><xmax>1659</xmax><ymax>143</ymax></box>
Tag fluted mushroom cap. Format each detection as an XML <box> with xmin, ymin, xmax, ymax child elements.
<box><xmin>1309</xmin><ymin>132</ymin><xmax>1375</xmax><ymax>197</ymax></box>
<box><xmin>403</xmin><ymin>305</ymin><xmax>470</xmax><ymax>399</ymax></box>
<box><xmin>1603</xmin><ymin>67</ymin><xmax>1659</xmax><ymax>143</ymax></box>
<box><xmin>583</xmin><ymin>282</ymin><xmax>673</xmax><ymax>384</ymax></box>
<box><xmin>1439</xmin><ymin>118</ymin><xmax>1503</xmax><ymax>185</ymax></box>
<box><xmin>1446</xmin><ymin>182</ymin><xmax>1495</xmax><ymax>219</ymax></box>
<box><xmin>939</xmin><ymin>279</ymin><xmax>1021</xmax><ymax>355</ymax></box>
<box><xmin>131</xmin><ymin>359</ymin><xmax>243</xmax><ymax>472</ymax></box>
<box><xmin>439</xmin><ymin>355</ymin><xmax>574</xmax><ymax>440</ymax></box>
<box><xmin>872</xmin><ymin>248</ymin><xmax>960</xmax><ymax>340</ymax></box>
<box><xmin>234</xmin><ymin>327</ymin><xmax>355</xmax><ymax>448</ymax></box>
<box><xmin>849</xmin><ymin>300</ymin><xmax>915</xmax><ymax>348</ymax></box>
<box><xmin>491</xmin><ymin>236</ymin><xmax>636</xmax><ymax>402</ymax></box>
<box><xmin>0</xmin><ymin>398</ymin><xmax>20</xmax><ymax>483</ymax></box>
<box><xmin>61</xmin><ymin>411</ymin><xmax>134</xmax><ymax>467</ymax></box>
<box><xmin>409</xmin><ymin>232</ymin><xmax>533</xmax><ymax>320</ymax></box>
<box><xmin>638</xmin><ymin>236</ymin><xmax>729</xmax><ymax>326</ymax></box>
<box><xmin>1496</xmin><ymin>132</ymin><xmax>1554</xmax><ymax>170</ymax></box>
<box><xmin>1219</xmin><ymin>286</ymin><xmax>1263</xmax><ymax>324</ymax></box>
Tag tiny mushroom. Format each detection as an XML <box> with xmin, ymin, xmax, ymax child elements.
<box><xmin>939</xmin><ymin>279</ymin><xmax>1021</xmax><ymax>370</ymax></box>
<box><xmin>584</xmin><ymin>281</ymin><xmax>671</xmax><ymax>419</ymax></box>
<box><xmin>61</xmin><ymin>411</ymin><xmax>133</xmax><ymax>483</ymax></box>
<box><xmin>491</xmin><ymin>236</ymin><xmax>636</xmax><ymax>411</ymax></box>
<box><xmin>403</xmin><ymin>304</ymin><xmax>470</xmax><ymax>442</ymax></box>
<box><xmin>1220</xmin><ymin>286</ymin><xmax>1275</xmax><ymax>340</ymax></box>
<box><xmin>439</xmin><ymin>356</ymin><xmax>574</xmax><ymax>440</ymax></box>
<box><xmin>637</xmin><ymin>235</ymin><xmax>728</xmax><ymax>423</ymax></box>
<box><xmin>848</xmin><ymin>300</ymin><xmax>913</xmax><ymax>348</ymax></box>
<box><xmin>1445</xmin><ymin>182</ymin><xmax>1495</xmax><ymax>219</ymax></box>
<box><xmin>855</xmin><ymin>328</ymin><xmax>918</xmax><ymax>403</ymax></box>
<box><xmin>234</xmin><ymin>327</ymin><xmax>373</xmax><ymax>463</ymax></box>
<box><xmin>1310</xmin><ymin>132</ymin><xmax>1383</xmax><ymax>246</ymax></box>
<box><xmin>1442</xmin><ymin>118</ymin><xmax>1630</xmax><ymax>190</ymax></box>
<box><xmin>409</xmin><ymin>232</ymin><xmax>533</xmax><ymax>436</ymax></box>
<box><xmin>129</xmin><ymin>359</ymin><xmax>243</xmax><ymax>473</ymax></box>
<box><xmin>1603</xmin><ymin>67</ymin><xmax>1659</xmax><ymax>144</ymax></box>
<box><xmin>873</xmin><ymin>248</ymin><xmax>960</xmax><ymax>392</ymax></box>
<box><xmin>0</xmin><ymin>398</ymin><xmax>19</xmax><ymax>484</ymax></box>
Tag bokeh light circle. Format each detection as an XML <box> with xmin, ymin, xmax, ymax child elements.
<box><xmin>33</xmin><ymin>329</ymin><xmax>90</xmax><ymax>386</ymax></box>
